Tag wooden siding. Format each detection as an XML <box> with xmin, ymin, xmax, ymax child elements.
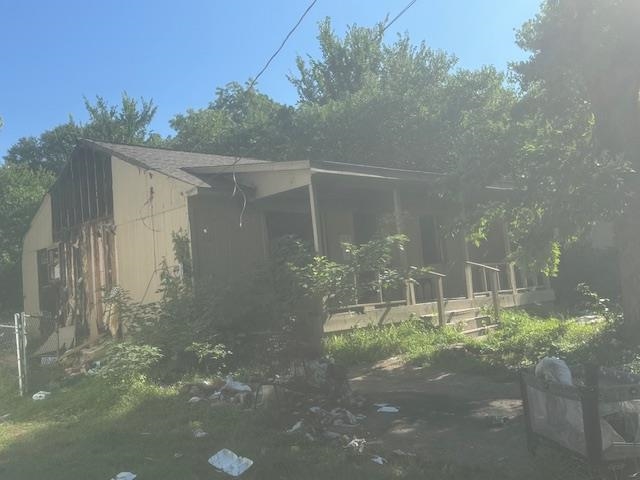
<box><xmin>22</xmin><ymin>194</ymin><xmax>53</xmax><ymax>315</ymax></box>
<box><xmin>188</xmin><ymin>195</ymin><xmax>267</xmax><ymax>286</ymax></box>
<box><xmin>111</xmin><ymin>156</ymin><xmax>193</xmax><ymax>304</ymax></box>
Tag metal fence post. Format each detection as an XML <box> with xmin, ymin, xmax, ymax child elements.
<box><xmin>14</xmin><ymin>313</ymin><xmax>24</xmax><ymax>397</ymax></box>
<box><xmin>21</xmin><ymin>313</ymin><xmax>28</xmax><ymax>395</ymax></box>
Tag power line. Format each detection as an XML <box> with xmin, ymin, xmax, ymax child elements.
<box><xmin>246</xmin><ymin>0</ymin><xmax>318</xmax><ymax>92</ymax></box>
<box><xmin>382</xmin><ymin>0</ymin><xmax>419</xmax><ymax>34</ymax></box>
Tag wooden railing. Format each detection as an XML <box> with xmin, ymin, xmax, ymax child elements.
<box><xmin>465</xmin><ymin>261</ymin><xmax>501</xmax><ymax>320</ymax></box>
<box><xmin>415</xmin><ymin>270</ymin><xmax>447</xmax><ymax>327</ymax></box>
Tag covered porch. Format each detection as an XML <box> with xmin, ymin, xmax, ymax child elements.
<box><xmin>187</xmin><ymin>160</ymin><xmax>555</xmax><ymax>334</ymax></box>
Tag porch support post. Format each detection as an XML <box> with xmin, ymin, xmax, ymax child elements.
<box><xmin>308</xmin><ymin>177</ymin><xmax>323</xmax><ymax>255</ymax></box>
<box><xmin>462</xmin><ymin>236</ymin><xmax>474</xmax><ymax>299</ymax></box>
<box><xmin>503</xmin><ymin>223</ymin><xmax>518</xmax><ymax>297</ymax></box>
<box><xmin>393</xmin><ymin>188</ymin><xmax>413</xmax><ymax>305</ymax></box>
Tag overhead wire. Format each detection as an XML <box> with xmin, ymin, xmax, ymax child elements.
<box><xmin>381</xmin><ymin>0</ymin><xmax>419</xmax><ymax>34</ymax></box>
<box><xmin>246</xmin><ymin>0</ymin><xmax>319</xmax><ymax>92</ymax></box>
<box><xmin>226</xmin><ymin>0</ymin><xmax>417</xmax><ymax>228</ymax></box>
<box><xmin>227</xmin><ymin>0</ymin><xmax>319</xmax><ymax>227</ymax></box>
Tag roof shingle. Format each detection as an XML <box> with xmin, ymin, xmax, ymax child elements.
<box><xmin>81</xmin><ymin>139</ymin><xmax>269</xmax><ymax>187</ymax></box>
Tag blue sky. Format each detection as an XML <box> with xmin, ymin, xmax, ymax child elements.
<box><xmin>0</xmin><ymin>0</ymin><xmax>540</xmax><ymax>159</ymax></box>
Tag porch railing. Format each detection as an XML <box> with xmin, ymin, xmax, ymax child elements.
<box><xmin>465</xmin><ymin>261</ymin><xmax>501</xmax><ymax>320</ymax></box>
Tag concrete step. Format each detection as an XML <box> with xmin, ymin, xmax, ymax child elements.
<box><xmin>462</xmin><ymin>322</ymin><xmax>498</xmax><ymax>337</ymax></box>
<box><xmin>453</xmin><ymin>314</ymin><xmax>493</xmax><ymax>331</ymax></box>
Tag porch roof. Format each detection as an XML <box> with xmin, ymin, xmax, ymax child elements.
<box><xmin>184</xmin><ymin>159</ymin><xmax>445</xmax><ymax>183</ymax></box>
<box><xmin>183</xmin><ymin>160</ymin><xmax>450</xmax><ymax>200</ymax></box>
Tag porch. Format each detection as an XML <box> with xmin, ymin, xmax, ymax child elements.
<box><xmin>187</xmin><ymin>160</ymin><xmax>555</xmax><ymax>334</ymax></box>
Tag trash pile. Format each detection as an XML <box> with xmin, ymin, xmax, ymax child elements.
<box><xmin>285</xmin><ymin>405</ymin><xmax>366</xmax><ymax>442</ymax></box>
<box><xmin>183</xmin><ymin>376</ymin><xmax>254</xmax><ymax>407</ymax></box>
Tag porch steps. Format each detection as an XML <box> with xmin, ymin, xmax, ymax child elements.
<box><xmin>418</xmin><ymin>309</ymin><xmax>497</xmax><ymax>337</ymax></box>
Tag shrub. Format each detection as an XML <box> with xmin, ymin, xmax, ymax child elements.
<box><xmin>99</xmin><ymin>343</ymin><xmax>164</xmax><ymax>383</ymax></box>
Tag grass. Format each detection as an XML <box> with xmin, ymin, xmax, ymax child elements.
<box><xmin>0</xmin><ymin>370</ymin><xmax>537</xmax><ymax>480</ymax></box>
<box><xmin>0</xmin><ymin>309</ymin><xmax>625</xmax><ymax>479</ymax></box>
<box><xmin>325</xmin><ymin>309</ymin><xmax>618</xmax><ymax>374</ymax></box>
<box><xmin>325</xmin><ymin>316</ymin><xmax>468</xmax><ymax>366</ymax></box>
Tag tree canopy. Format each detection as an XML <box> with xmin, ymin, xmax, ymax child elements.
<box><xmin>4</xmin><ymin>93</ymin><xmax>159</xmax><ymax>173</ymax></box>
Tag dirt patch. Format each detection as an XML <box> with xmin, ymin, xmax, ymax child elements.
<box><xmin>348</xmin><ymin>356</ymin><xmax>585</xmax><ymax>479</ymax></box>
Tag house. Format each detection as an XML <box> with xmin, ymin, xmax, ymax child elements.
<box><xmin>22</xmin><ymin>140</ymin><xmax>554</xmax><ymax>344</ymax></box>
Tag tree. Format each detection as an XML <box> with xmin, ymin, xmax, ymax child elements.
<box><xmin>171</xmin><ymin>82</ymin><xmax>296</xmax><ymax>160</ymax></box>
<box><xmin>511</xmin><ymin>0</ymin><xmax>640</xmax><ymax>329</ymax></box>
<box><xmin>290</xmin><ymin>19</ymin><xmax>516</xmax><ymax>177</ymax></box>
<box><xmin>82</xmin><ymin>93</ymin><xmax>158</xmax><ymax>146</ymax></box>
<box><xmin>0</xmin><ymin>166</ymin><xmax>54</xmax><ymax>313</ymax></box>
<box><xmin>4</xmin><ymin>93</ymin><xmax>160</xmax><ymax>173</ymax></box>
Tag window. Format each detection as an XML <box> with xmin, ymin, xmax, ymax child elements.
<box><xmin>420</xmin><ymin>215</ymin><xmax>445</xmax><ymax>264</ymax></box>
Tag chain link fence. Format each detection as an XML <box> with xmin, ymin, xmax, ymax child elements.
<box><xmin>0</xmin><ymin>313</ymin><xmax>61</xmax><ymax>396</ymax></box>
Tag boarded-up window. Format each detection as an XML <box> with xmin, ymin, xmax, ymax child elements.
<box><xmin>420</xmin><ymin>215</ymin><xmax>445</xmax><ymax>264</ymax></box>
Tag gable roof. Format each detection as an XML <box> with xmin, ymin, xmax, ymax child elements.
<box><xmin>80</xmin><ymin>139</ymin><xmax>270</xmax><ymax>187</ymax></box>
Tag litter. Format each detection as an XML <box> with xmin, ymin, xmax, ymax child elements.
<box><xmin>193</xmin><ymin>428</ymin><xmax>209</xmax><ymax>438</ymax></box>
<box><xmin>371</xmin><ymin>455</ymin><xmax>387</xmax><ymax>465</ymax></box>
<box><xmin>534</xmin><ymin>357</ymin><xmax>573</xmax><ymax>385</ymax></box>
<box><xmin>111</xmin><ymin>473</ymin><xmax>136</xmax><ymax>480</ymax></box>
<box><xmin>174</xmin><ymin>453</ymin><xmax>183</xmax><ymax>458</ymax></box>
<box><xmin>377</xmin><ymin>406</ymin><xmax>399</xmax><ymax>413</ymax></box>
<box><xmin>345</xmin><ymin>437</ymin><xmax>367</xmax><ymax>454</ymax></box>
<box><xmin>0</xmin><ymin>414</ymin><xmax>11</xmax><ymax>422</ymax></box>
<box><xmin>187</xmin><ymin>396</ymin><xmax>202</xmax><ymax>404</ymax></box>
<box><xmin>32</xmin><ymin>391</ymin><xmax>51</xmax><ymax>401</ymax></box>
<box><xmin>208</xmin><ymin>449</ymin><xmax>253</xmax><ymax>477</ymax></box>
<box><xmin>286</xmin><ymin>420</ymin><xmax>304</xmax><ymax>434</ymax></box>
<box><xmin>222</xmin><ymin>377</ymin><xmax>252</xmax><ymax>393</ymax></box>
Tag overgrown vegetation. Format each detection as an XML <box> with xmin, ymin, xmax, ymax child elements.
<box><xmin>98</xmin><ymin>233</ymin><xmax>431</xmax><ymax>382</ymax></box>
<box><xmin>326</xmin><ymin>308</ymin><xmax>633</xmax><ymax>376</ymax></box>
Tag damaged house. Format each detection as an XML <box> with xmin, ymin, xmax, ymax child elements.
<box><xmin>22</xmin><ymin>140</ymin><xmax>554</xmax><ymax>347</ymax></box>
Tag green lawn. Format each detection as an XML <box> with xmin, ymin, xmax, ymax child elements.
<box><xmin>0</xmin><ymin>374</ymin><xmax>522</xmax><ymax>479</ymax></box>
<box><xmin>0</xmin><ymin>310</ymin><xmax>624</xmax><ymax>479</ymax></box>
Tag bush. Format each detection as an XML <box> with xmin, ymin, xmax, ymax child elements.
<box><xmin>99</xmin><ymin>343</ymin><xmax>164</xmax><ymax>383</ymax></box>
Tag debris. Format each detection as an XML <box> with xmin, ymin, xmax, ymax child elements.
<box><xmin>534</xmin><ymin>357</ymin><xmax>573</xmax><ymax>385</ymax></box>
<box><xmin>193</xmin><ymin>428</ymin><xmax>209</xmax><ymax>438</ymax></box>
<box><xmin>32</xmin><ymin>391</ymin><xmax>51</xmax><ymax>401</ymax></box>
<box><xmin>0</xmin><ymin>414</ymin><xmax>11</xmax><ymax>423</ymax></box>
<box><xmin>111</xmin><ymin>473</ymin><xmax>136</xmax><ymax>480</ymax></box>
<box><xmin>345</xmin><ymin>437</ymin><xmax>367</xmax><ymax>454</ymax></box>
<box><xmin>304</xmin><ymin>432</ymin><xmax>316</xmax><ymax>442</ymax></box>
<box><xmin>286</xmin><ymin>420</ymin><xmax>304</xmax><ymax>434</ymax></box>
<box><xmin>208</xmin><ymin>449</ymin><xmax>253</xmax><ymax>477</ymax></box>
<box><xmin>371</xmin><ymin>455</ymin><xmax>387</xmax><ymax>465</ymax></box>
<box><xmin>174</xmin><ymin>453</ymin><xmax>183</xmax><ymax>459</ymax></box>
<box><xmin>140</xmin><ymin>432</ymin><xmax>152</xmax><ymax>436</ymax></box>
<box><xmin>377</xmin><ymin>406</ymin><xmax>399</xmax><ymax>413</ymax></box>
<box><xmin>222</xmin><ymin>377</ymin><xmax>252</xmax><ymax>394</ymax></box>
<box><xmin>187</xmin><ymin>396</ymin><xmax>202</xmax><ymax>404</ymax></box>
